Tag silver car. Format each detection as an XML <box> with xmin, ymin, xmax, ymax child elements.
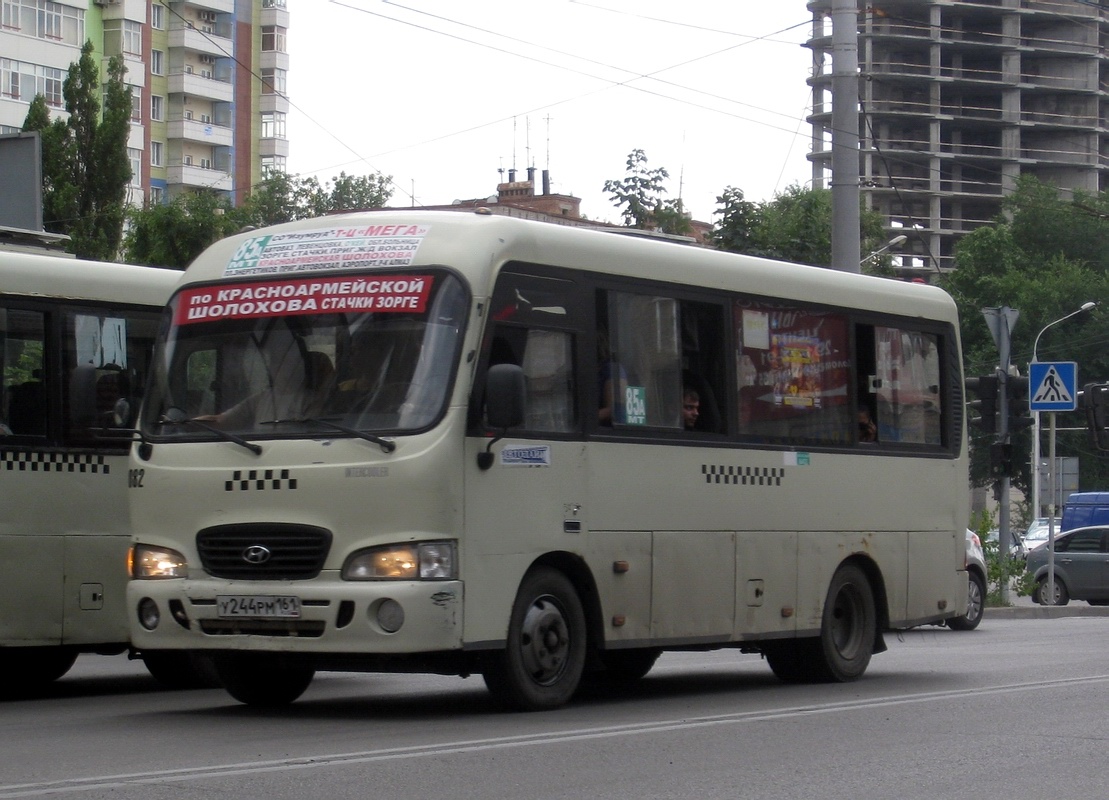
<box><xmin>1026</xmin><ymin>525</ymin><xmax>1109</xmax><ymax>606</ymax></box>
<box><xmin>949</xmin><ymin>529</ymin><xmax>987</xmax><ymax>630</ymax></box>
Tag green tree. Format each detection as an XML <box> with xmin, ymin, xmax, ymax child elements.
<box><xmin>124</xmin><ymin>192</ymin><xmax>239</xmax><ymax>269</ymax></box>
<box><xmin>602</xmin><ymin>149</ymin><xmax>691</xmax><ymax>235</ymax></box>
<box><xmin>22</xmin><ymin>41</ymin><xmax>132</xmax><ymax>260</ymax></box>
<box><xmin>238</xmin><ymin>171</ymin><xmax>394</xmax><ymax>228</ymax></box>
<box><xmin>712</xmin><ymin>184</ymin><xmax>889</xmax><ymax>272</ymax></box>
<box><xmin>125</xmin><ymin>171</ymin><xmax>394</xmax><ymax>268</ymax></box>
<box><xmin>942</xmin><ymin>176</ymin><xmax>1109</xmax><ymax>497</ymax></box>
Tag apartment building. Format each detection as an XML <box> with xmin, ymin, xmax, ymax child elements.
<box><xmin>806</xmin><ymin>0</ymin><xmax>1109</xmax><ymax>273</ymax></box>
<box><xmin>0</xmin><ymin>0</ymin><xmax>289</xmax><ymax>207</ymax></box>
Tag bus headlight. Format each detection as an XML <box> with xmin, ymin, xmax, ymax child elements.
<box><xmin>131</xmin><ymin>544</ymin><xmax>189</xmax><ymax>579</ymax></box>
<box><xmin>343</xmin><ymin>541</ymin><xmax>456</xmax><ymax>580</ymax></box>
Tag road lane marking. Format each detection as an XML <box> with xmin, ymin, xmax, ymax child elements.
<box><xmin>3</xmin><ymin>674</ymin><xmax>1108</xmax><ymax>797</ymax></box>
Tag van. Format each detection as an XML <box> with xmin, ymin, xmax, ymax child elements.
<box><xmin>1060</xmin><ymin>492</ymin><xmax>1109</xmax><ymax>531</ymax></box>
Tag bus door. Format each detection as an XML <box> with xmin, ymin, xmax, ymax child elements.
<box><xmin>464</xmin><ymin>270</ymin><xmax>588</xmax><ymax>644</ymax></box>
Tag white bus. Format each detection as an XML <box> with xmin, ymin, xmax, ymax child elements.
<box><xmin>127</xmin><ymin>210</ymin><xmax>969</xmax><ymax>710</ymax></box>
<box><xmin>0</xmin><ymin>251</ymin><xmax>199</xmax><ymax>687</ymax></box>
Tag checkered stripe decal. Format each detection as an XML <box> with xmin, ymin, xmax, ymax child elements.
<box><xmin>1</xmin><ymin>450</ymin><xmax>109</xmax><ymax>474</ymax></box>
<box><xmin>702</xmin><ymin>464</ymin><xmax>785</xmax><ymax>486</ymax></box>
<box><xmin>225</xmin><ymin>469</ymin><xmax>298</xmax><ymax>491</ymax></box>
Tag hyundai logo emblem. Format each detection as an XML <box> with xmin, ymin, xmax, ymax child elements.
<box><xmin>242</xmin><ymin>545</ymin><xmax>272</xmax><ymax>564</ymax></box>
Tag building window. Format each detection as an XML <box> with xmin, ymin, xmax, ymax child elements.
<box><xmin>261</xmin><ymin>155</ymin><xmax>286</xmax><ymax>177</ymax></box>
<box><xmin>151</xmin><ymin>95</ymin><xmax>164</xmax><ymax>121</ymax></box>
<box><xmin>151</xmin><ymin>141</ymin><xmax>163</xmax><ymax>168</ymax></box>
<box><xmin>151</xmin><ymin>4</ymin><xmax>164</xmax><ymax>30</ymax></box>
<box><xmin>261</xmin><ymin>25</ymin><xmax>286</xmax><ymax>53</ymax></box>
<box><xmin>150</xmin><ymin>186</ymin><xmax>165</xmax><ymax>205</ymax></box>
<box><xmin>262</xmin><ymin>0</ymin><xmax>287</xmax><ymax>7</ymax></box>
<box><xmin>261</xmin><ymin>111</ymin><xmax>286</xmax><ymax>139</ymax></box>
<box><xmin>39</xmin><ymin>66</ymin><xmax>62</xmax><ymax>107</ymax></box>
<box><xmin>2</xmin><ymin>1</ymin><xmax>83</xmax><ymax>44</ymax></box>
<box><xmin>130</xmin><ymin>86</ymin><xmax>141</xmax><ymax>121</ymax></box>
<box><xmin>123</xmin><ymin>20</ymin><xmax>141</xmax><ymax>55</ymax></box>
<box><xmin>199</xmin><ymin>157</ymin><xmax>212</xmax><ymax>170</ymax></box>
<box><xmin>151</xmin><ymin>50</ymin><xmax>163</xmax><ymax>76</ymax></box>
<box><xmin>261</xmin><ymin>67</ymin><xmax>286</xmax><ymax>95</ymax></box>
<box><xmin>128</xmin><ymin>148</ymin><xmax>142</xmax><ymax>187</ymax></box>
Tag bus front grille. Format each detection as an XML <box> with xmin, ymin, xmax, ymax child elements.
<box><xmin>196</xmin><ymin>523</ymin><xmax>332</xmax><ymax>580</ymax></box>
<box><xmin>199</xmin><ymin>619</ymin><xmax>327</xmax><ymax>637</ymax></box>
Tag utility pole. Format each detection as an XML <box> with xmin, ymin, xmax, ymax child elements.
<box><xmin>831</xmin><ymin>0</ymin><xmax>861</xmax><ymax>273</ymax></box>
<box><xmin>983</xmin><ymin>306</ymin><xmax>1018</xmax><ymax>603</ymax></box>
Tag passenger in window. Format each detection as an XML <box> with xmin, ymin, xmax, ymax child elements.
<box><xmin>682</xmin><ymin>387</ymin><xmax>701</xmax><ymax>430</ymax></box>
<box><xmin>858</xmin><ymin>408</ymin><xmax>877</xmax><ymax>442</ymax></box>
<box><xmin>597</xmin><ymin>330</ymin><xmax>627</xmax><ymax>425</ymax></box>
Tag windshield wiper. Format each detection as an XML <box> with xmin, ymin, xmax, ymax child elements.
<box><xmin>157</xmin><ymin>415</ymin><xmax>263</xmax><ymax>455</ymax></box>
<box><xmin>293</xmin><ymin>417</ymin><xmax>397</xmax><ymax>453</ymax></box>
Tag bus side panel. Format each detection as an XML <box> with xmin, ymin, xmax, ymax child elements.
<box><xmin>734</xmin><ymin>530</ymin><xmax>798</xmax><ymax>639</ymax></box>
<box><xmin>651</xmin><ymin>531</ymin><xmax>735</xmax><ymax>640</ymax></box>
<box><xmin>587</xmin><ymin>531</ymin><xmax>652</xmax><ymax>643</ymax></box>
<box><xmin>62</xmin><ymin>534</ymin><xmax>130</xmax><ymax>645</ymax></box>
<box><xmin>0</xmin><ymin>535</ymin><xmax>64</xmax><ymax>645</ymax></box>
<box><xmin>461</xmin><ymin>439</ymin><xmax>588</xmax><ymax>646</ymax></box>
<box><xmin>907</xmin><ymin>528</ymin><xmax>965</xmax><ymax>627</ymax></box>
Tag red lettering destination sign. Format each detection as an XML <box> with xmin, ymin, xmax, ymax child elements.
<box><xmin>174</xmin><ymin>275</ymin><xmax>433</xmax><ymax>325</ymax></box>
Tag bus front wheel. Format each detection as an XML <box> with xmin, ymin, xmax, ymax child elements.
<box><xmin>483</xmin><ymin>567</ymin><xmax>586</xmax><ymax>711</ymax></box>
<box><xmin>6</xmin><ymin>647</ymin><xmax>78</xmax><ymax>686</ymax></box>
<box><xmin>214</xmin><ymin>653</ymin><xmax>315</xmax><ymax>707</ymax></box>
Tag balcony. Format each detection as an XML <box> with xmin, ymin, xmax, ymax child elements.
<box><xmin>167</xmin><ymin>162</ymin><xmax>233</xmax><ymax>192</ymax></box>
<box><xmin>167</xmin><ymin>69</ymin><xmax>233</xmax><ymax>103</ymax></box>
<box><xmin>167</xmin><ymin>117</ymin><xmax>233</xmax><ymax>148</ymax></box>
<box><xmin>168</xmin><ymin>23</ymin><xmax>234</xmax><ymax>58</ymax></box>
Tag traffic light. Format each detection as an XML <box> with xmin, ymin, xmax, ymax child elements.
<box><xmin>965</xmin><ymin>375</ymin><xmax>999</xmax><ymax>434</ymax></box>
<box><xmin>1083</xmin><ymin>382</ymin><xmax>1109</xmax><ymax>452</ymax></box>
<box><xmin>989</xmin><ymin>442</ymin><xmax>1013</xmax><ymax>478</ymax></box>
<box><xmin>1006</xmin><ymin>375</ymin><xmax>1033</xmax><ymax>432</ymax></box>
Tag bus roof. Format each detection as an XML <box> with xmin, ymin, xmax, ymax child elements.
<box><xmin>0</xmin><ymin>251</ymin><xmax>180</xmax><ymax>307</ymax></box>
<box><xmin>181</xmin><ymin>210</ymin><xmax>958</xmax><ymax>325</ymax></box>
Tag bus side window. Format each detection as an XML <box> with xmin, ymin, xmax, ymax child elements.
<box><xmin>1</xmin><ymin>307</ymin><xmax>47</xmax><ymax>438</ymax></box>
<box><xmin>487</xmin><ymin>325</ymin><xmax>576</xmax><ymax>433</ymax></box>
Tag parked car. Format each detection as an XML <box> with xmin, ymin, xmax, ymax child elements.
<box><xmin>949</xmin><ymin>529</ymin><xmax>987</xmax><ymax>630</ymax></box>
<box><xmin>1025</xmin><ymin>525</ymin><xmax>1109</xmax><ymax>606</ymax></box>
<box><xmin>985</xmin><ymin>527</ymin><xmax>1027</xmax><ymax>559</ymax></box>
<box><xmin>1022</xmin><ymin>518</ymin><xmax>1062</xmax><ymax>555</ymax></box>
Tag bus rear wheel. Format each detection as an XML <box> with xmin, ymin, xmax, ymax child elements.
<box><xmin>483</xmin><ymin>567</ymin><xmax>586</xmax><ymax>711</ymax></box>
<box><xmin>214</xmin><ymin>653</ymin><xmax>315</xmax><ymax>707</ymax></box>
<box><xmin>814</xmin><ymin>563</ymin><xmax>876</xmax><ymax>682</ymax></box>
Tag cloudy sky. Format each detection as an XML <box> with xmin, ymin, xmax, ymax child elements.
<box><xmin>284</xmin><ymin>1</ymin><xmax>815</xmax><ymax>223</ymax></box>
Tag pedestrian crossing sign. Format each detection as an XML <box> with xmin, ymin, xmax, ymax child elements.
<box><xmin>1029</xmin><ymin>361</ymin><xmax>1077</xmax><ymax>412</ymax></box>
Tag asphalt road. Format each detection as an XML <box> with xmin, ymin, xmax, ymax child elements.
<box><xmin>2</xmin><ymin>613</ymin><xmax>1108</xmax><ymax>800</ymax></box>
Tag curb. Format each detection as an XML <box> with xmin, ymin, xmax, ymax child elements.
<box><xmin>985</xmin><ymin>604</ymin><xmax>1109</xmax><ymax>619</ymax></box>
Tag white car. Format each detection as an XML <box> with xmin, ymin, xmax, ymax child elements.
<box><xmin>1022</xmin><ymin>518</ymin><xmax>1062</xmax><ymax>555</ymax></box>
<box><xmin>949</xmin><ymin>529</ymin><xmax>987</xmax><ymax>630</ymax></box>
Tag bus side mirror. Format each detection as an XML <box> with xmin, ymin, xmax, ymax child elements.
<box><xmin>485</xmin><ymin>364</ymin><xmax>525</xmax><ymax>429</ymax></box>
<box><xmin>478</xmin><ymin>364</ymin><xmax>525</xmax><ymax>470</ymax></box>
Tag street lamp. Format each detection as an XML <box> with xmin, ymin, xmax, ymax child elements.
<box><xmin>1030</xmin><ymin>301</ymin><xmax>1097</xmax><ymax>518</ymax></box>
<box><xmin>860</xmin><ymin>234</ymin><xmax>907</xmax><ymax>266</ymax></box>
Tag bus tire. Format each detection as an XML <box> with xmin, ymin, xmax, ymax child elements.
<box><xmin>142</xmin><ymin>651</ymin><xmax>222</xmax><ymax>689</ymax></box>
<box><xmin>598</xmin><ymin>648</ymin><xmax>661</xmax><ymax>682</ymax></box>
<box><xmin>482</xmin><ymin>567</ymin><xmax>586</xmax><ymax>711</ymax></box>
<box><xmin>763</xmin><ymin>640</ymin><xmax>815</xmax><ymax>683</ymax></box>
<box><xmin>813</xmin><ymin>563</ymin><xmax>876</xmax><ymax>682</ymax></box>
<box><xmin>214</xmin><ymin>654</ymin><xmax>315</xmax><ymax>707</ymax></box>
<box><xmin>6</xmin><ymin>647</ymin><xmax>78</xmax><ymax>686</ymax></box>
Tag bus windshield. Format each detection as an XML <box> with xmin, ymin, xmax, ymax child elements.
<box><xmin>142</xmin><ymin>270</ymin><xmax>468</xmax><ymax>439</ymax></box>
